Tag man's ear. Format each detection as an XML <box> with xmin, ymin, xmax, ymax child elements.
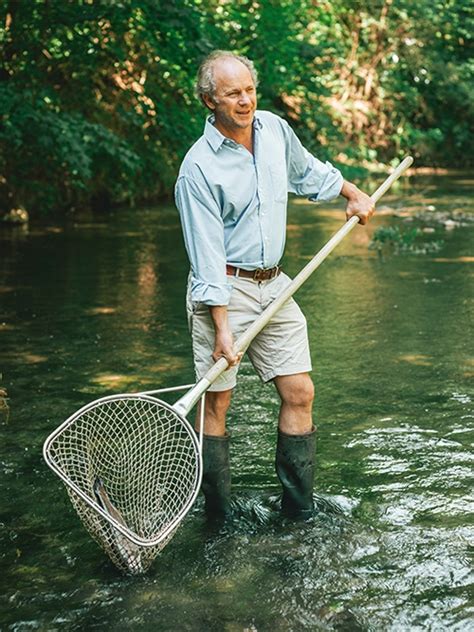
<box><xmin>202</xmin><ymin>93</ymin><xmax>216</xmax><ymax>111</ymax></box>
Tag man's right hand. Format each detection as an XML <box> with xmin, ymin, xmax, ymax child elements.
<box><xmin>209</xmin><ymin>305</ymin><xmax>242</xmax><ymax>367</ymax></box>
<box><xmin>212</xmin><ymin>330</ymin><xmax>242</xmax><ymax>367</ymax></box>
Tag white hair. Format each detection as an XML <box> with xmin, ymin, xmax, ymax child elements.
<box><xmin>195</xmin><ymin>50</ymin><xmax>258</xmax><ymax>104</ymax></box>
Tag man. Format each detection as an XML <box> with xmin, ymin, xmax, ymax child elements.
<box><xmin>175</xmin><ymin>50</ymin><xmax>374</xmax><ymax>519</ymax></box>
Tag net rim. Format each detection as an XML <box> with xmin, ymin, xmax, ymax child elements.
<box><xmin>43</xmin><ymin>393</ymin><xmax>203</xmax><ymax>547</ymax></box>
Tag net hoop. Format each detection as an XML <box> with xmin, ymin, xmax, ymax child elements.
<box><xmin>43</xmin><ymin>393</ymin><xmax>202</xmax><ymax>548</ymax></box>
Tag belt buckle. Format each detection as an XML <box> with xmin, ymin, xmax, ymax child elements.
<box><xmin>252</xmin><ymin>268</ymin><xmax>265</xmax><ymax>281</ymax></box>
<box><xmin>252</xmin><ymin>266</ymin><xmax>279</xmax><ymax>281</ymax></box>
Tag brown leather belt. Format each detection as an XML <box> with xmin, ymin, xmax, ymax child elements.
<box><xmin>226</xmin><ymin>264</ymin><xmax>281</xmax><ymax>281</ymax></box>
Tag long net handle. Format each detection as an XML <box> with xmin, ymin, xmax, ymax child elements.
<box><xmin>175</xmin><ymin>156</ymin><xmax>413</xmax><ymax>416</ymax></box>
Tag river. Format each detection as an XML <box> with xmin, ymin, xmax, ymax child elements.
<box><xmin>0</xmin><ymin>173</ymin><xmax>472</xmax><ymax>630</ymax></box>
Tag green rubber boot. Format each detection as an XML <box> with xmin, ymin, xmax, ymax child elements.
<box><xmin>201</xmin><ymin>433</ymin><xmax>232</xmax><ymax>519</ymax></box>
<box><xmin>275</xmin><ymin>426</ymin><xmax>316</xmax><ymax>518</ymax></box>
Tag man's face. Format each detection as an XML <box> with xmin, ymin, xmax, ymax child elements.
<box><xmin>204</xmin><ymin>58</ymin><xmax>257</xmax><ymax>132</ymax></box>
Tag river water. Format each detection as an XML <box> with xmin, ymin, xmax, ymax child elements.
<box><xmin>1</xmin><ymin>174</ymin><xmax>472</xmax><ymax>631</ymax></box>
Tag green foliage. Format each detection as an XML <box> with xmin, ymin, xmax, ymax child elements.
<box><xmin>0</xmin><ymin>0</ymin><xmax>472</xmax><ymax>215</ymax></box>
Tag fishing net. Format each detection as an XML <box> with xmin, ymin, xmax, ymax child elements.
<box><xmin>44</xmin><ymin>394</ymin><xmax>201</xmax><ymax>574</ymax></box>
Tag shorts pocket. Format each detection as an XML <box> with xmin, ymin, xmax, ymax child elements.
<box><xmin>191</xmin><ymin>301</ymin><xmax>202</xmax><ymax>314</ymax></box>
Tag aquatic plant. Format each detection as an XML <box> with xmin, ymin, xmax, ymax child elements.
<box><xmin>369</xmin><ymin>225</ymin><xmax>444</xmax><ymax>255</ymax></box>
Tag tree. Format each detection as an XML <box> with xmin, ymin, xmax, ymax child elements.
<box><xmin>0</xmin><ymin>0</ymin><xmax>472</xmax><ymax>216</ymax></box>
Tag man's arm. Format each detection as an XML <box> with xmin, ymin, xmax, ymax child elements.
<box><xmin>175</xmin><ymin>174</ymin><xmax>233</xmax><ymax>305</ymax></box>
<box><xmin>280</xmin><ymin>118</ymin><xmax>375</xmax><ymax>223</ymax></box>
<box><xmin>339</xmin><ymin>180</ymin><xmax>375</xmax><ymax>225</ymax></box>
<box><xmin>175</xmin><ymin>174</ymin><xmax>241</xmax><ymax>367</ymax></box>
<box><xmin>280</xmin><ymin>118</ymin><xmax>343</xmax><ymax>202</ymax></box>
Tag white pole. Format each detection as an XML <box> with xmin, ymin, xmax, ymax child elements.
<box><xmin>175</xmin><ymin>156</ymin><xmax>413</xmax><ymax>416</ymax></box>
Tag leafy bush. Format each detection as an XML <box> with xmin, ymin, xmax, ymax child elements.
<box><xmin>0</xmin><ymin>0</ymin><xmax>472</xmax><ymax>216</ymax></box>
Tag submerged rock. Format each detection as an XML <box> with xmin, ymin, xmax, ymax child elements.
<box><xmin>0</xmin><ymin>387</ymin><xmax>9</xmax><ymax>423</ymax></box>
<box><xmin>443</xmin><ymin>219</ymin><xmax>457</xmax><ymax>230</ymax></box>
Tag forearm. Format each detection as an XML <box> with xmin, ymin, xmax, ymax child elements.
<box><xmin>208</xmin><ymin>305</ymin><xmax>241</xmax><ymax>366</ymax></box>
<box><xmin>209</xmin><ymin>305</ymin><xmax>231</xmax><ymax>335</ymax></box>
<box><xmin>340</xmin><ymin>180</ymin><xmax>361</xmax><ymax>201</ymax></box>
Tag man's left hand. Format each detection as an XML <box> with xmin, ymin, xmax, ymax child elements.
<box><xmin>340</xmin><ymin>181</ymin><xmax>375</xmax><ymax>225</ymax></box>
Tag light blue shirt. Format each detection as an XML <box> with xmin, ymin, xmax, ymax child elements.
<box><xmin>175</xmin><ymin>110</ymin><xmax>343</xmax><ymax>306</ymax></box>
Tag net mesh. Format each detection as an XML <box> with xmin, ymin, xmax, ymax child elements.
<box><xmin>45</xmin><ymin>395</ymin><xmax>200</xmax><ymax>574</ymax></box>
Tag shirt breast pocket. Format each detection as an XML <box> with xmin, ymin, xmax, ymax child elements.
<box><xmin>268</xmin><ymin>163</ymin><xmax>288</xmax><ymax>203</ymax></box>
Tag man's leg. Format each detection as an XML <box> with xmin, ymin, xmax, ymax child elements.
<box><xmin>196</xmin><ymin>390</ymin><xmax>233</xmax><ymax>517</ymax></box>
<box><xmin>187</xmin><ymin>272</ymin><xmax>247</xmax><ymax>518</ymax></box>
<box><xmin>273</xmin><ymin>373</ymin><xmax>316</xmax><ymax>517</ymax></box>
<box><xmin>195</xmin><ymin>389</ymin><xmax>232</xmax><ymax>436</ymax></box>
<box><xmin>273</xmin><ymin>373</ymin><xmax>314</xmax><ymax>435</ymax></box>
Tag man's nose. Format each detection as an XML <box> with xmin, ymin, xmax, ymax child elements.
<box><xmin>238</xmin><ymin>92</ymin><xmax>251</xmax><ymax>105</ymax></box>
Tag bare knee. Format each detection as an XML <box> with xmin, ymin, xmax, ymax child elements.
<box><xmin>206</xmin><ymin>390</ymin><xmax>232</xmax><ymax>417</ymax></box>
<box><xmin>285</xmin><ymin>381</ymin><xmax>314</xmax><ymax>409</ymax></box>
<box><xmin>275</xmin><ymin>374</ymin><xmax>314</xmax><ymax>410</ymax></box>
<box><xmin>196</xmin><ymin>389</ymin><xmax>232</xmax><ymax>436</ymax></box>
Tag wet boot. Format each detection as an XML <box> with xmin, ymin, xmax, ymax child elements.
<box><xmin>275</xmin><ymin>426</ymin><xmax>316</xmax><ymax>518</ymax></box>
<box><xmin>201</xmin><ymin>433</ymin><xmax>232</xmax><ymax>519</ymax></box>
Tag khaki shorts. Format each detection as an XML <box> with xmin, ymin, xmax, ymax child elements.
<box><xmin>186</xmin><ymin>272</ymin><xmax>312</xmax><ymax>392</ymax></box>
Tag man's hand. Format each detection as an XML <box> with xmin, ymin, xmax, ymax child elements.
<box><xmin>209</xmin><ymin>305</ymin><xmax>243</xmax><ymax>367</ymax></box>
<box><xmin>340</xmin><ymin>180</ymin><xmax>375</xmax><ymax>225</ymax></box>
<box><xmin>212</xmin><ymin>329</ymin><xmax>242</xmax><ymax>367</ymax></box>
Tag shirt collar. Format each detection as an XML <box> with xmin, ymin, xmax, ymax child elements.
<box><xmin>204</xmin><ymin>112</ymin><xmax>263</xmax><ymax>152</ymax></box>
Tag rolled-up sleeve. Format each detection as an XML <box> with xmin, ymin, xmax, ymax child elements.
<box><xmin>283</xmin><ymin>121</ymin><xmax>343</xmax><ymax>202</ymax></box>
<box><xmin>175</xmin><ymin>174</ymin><xmax>233</xmax><ymax>306</ymax></box>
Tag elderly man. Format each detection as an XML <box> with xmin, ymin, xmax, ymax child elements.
<box><xmin>175</xmin><ymin>50</ymin><xmax>374</xmax><ymax>518</ymax></box>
